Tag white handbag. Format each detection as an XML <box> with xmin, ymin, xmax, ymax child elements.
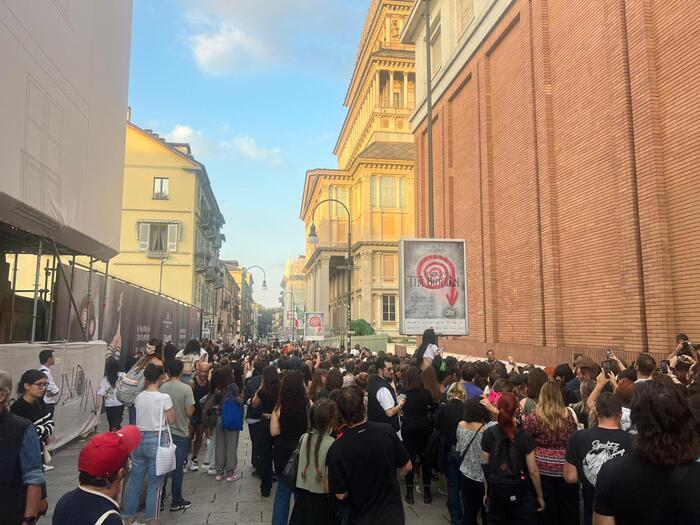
<box><xmin>155</xmin><ymin>397</ymin><xmax>177</xmax><ymax>476</ymax></box>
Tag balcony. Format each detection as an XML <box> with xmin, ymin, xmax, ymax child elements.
<box><xmin>199</xmin><ymin>212</ymin><xmax>211</xmax><ymax>228</ymax></box>
<box><xmin>205</xmin><ymin>267</ymin><xmax>217</xmax><ymax>282</ymax></box>
<box><xmin>194</xmin><ymin>253</ymin><xmax>206</xmax><ymax>273</ymax></box>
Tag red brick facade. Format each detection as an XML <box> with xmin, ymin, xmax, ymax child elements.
<box><xmin>413</xmin><ymin>0</ymin><xmax>700</xmax><ymax>366</ymax></box>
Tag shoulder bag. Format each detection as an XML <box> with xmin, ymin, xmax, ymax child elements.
<box><xmin>281</xmin><ymin>433</ymin><xmax>305</xmax><ymax>490</ymax></box>
<box><xmin>453</xmin><ymin>423</ymin><xmax>484</xmax><ymax>466</ymax></box>
<box><xmin>155</xmin><ymin>396</ymin><xmax>177</xmax><ymax>476</ymax></box>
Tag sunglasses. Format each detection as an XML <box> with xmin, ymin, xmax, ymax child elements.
<box><xmin>32</xmin><ymin>382</ymin><xmax>49</xmax><ymax>388</ymax></box>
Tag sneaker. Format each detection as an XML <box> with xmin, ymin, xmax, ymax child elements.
<box><xmin>207</xmin><ymin>467</ymin><xmax>217</xmax><ymax>475</ymax></box>
<box><xmin>225</xmin><ymin>474</ymin><xmax>239</xmax><ymax>482</ymax></box>
<box><xmin>215</xmin><ymin>474</ymin><xmax>223</xmax><ymax>481</ymax></box>
<box><xmin>188</xmin><ymin>459</ymin><xmax>199</xmax><ymax>471</ymax></box>
<box><xmin>438</xmin><ymin>486</ymin><xmax>448</xmax><ymax>496</ymax></box>
<box><xmin>183</xmin><ymin>465</ymin><xmax>188</xmax><ymax>474</ymax></box>
<box><xmin>170</xmin><ymin>500</ymin><xmax>192</xmax><ymax>512</ymax></box>
<box><xmin>43</xmin><ymin>464</ymin><xmax>55</xmax><ymax>471</ymax></box>
<box><xmin>415</xmin><ymin>484</ymin><xmax>423</xmax><ymax>495</ymax></box>
<box><xmin>259</xmin><ymin>487</ymin><xmax>270</xmax><ymax>498</ymax></box>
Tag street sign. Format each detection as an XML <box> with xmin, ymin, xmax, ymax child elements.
<box><xmin>287</xmin><ymin>310</ymin><xmax>293</xmax><ymax>320</ymax></box>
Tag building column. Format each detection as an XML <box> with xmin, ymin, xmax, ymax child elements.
<box><xmin>376</xmin><ymin>70</ymin><xmax>381</xmax><ymax>107</ymax></box>
<box><xmin>389</xmin><ymin>71</ymin><xmax>394</xmax><ymax>107</ymax></box>
<box><xmin>360</xmin><ymin>251</ymin><xmax>372</xmax><ymax>321</ymax></box>
<box><xmin>317</xmin><ymin>256</ymin><xmax>330</xmax><ymax>335</ymax></box>
<box><xmin>403</xmin><ymin>72</ymin><xmax>408</xmax><ymax>108</ymax></box>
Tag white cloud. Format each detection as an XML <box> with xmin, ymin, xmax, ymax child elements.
<box><xmin>179</xmin><ymin>0</ymin><xmax>365</xmax><ymax>76</ymax></box>
<box><xmin>163</xmin><ymin>124</ymin><xmax>210</xmax><ymax>158</ymax></box>
<box><xmin>221</xmin><ymin>135</ymin><xmax>283</xmax><ymax>167</ymax></box>
<box><xmin>190</xmin><ymin>25</ymin><xmax>266</xmax><ymax>75</ymax></box>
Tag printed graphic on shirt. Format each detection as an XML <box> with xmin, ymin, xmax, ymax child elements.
<box><xmin>583</xmin><ymin>439</ymin><xmax>627</xmax><ymax>486</ymax></box>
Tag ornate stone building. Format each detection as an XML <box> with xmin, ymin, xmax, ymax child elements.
<box><xmin>300</xmin><ymin>0</ymin><xmax>416</xmax><ymax>337</ymax></box>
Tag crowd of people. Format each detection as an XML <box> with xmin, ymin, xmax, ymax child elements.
<box><xmin>1</xmin><ymin>331</ymin><xmax>700</xmax><ymax>525</ymax></box>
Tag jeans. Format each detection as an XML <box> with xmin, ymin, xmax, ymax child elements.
<box><xmin>444</xmin><ymin>451</ymin><xmax>463</xmax><ymax>525</ymax></box>
<box><xmin>248</xmin><ymin>420</ymin><xmax>262</xmax><ymax>471</ymax></box>
<box><xmin>204</xmin><ymin>431</ymin><xmax>216</xmax><ymax>465</ymax></box>
<box><xmin>123</xmin><ymin>431</ymin><xmax>166</xmax><ymax>522</ymax></box>
<box><xmin>259</xmin><ymin>419</ymin><xmax>274</xmax><ymax>496</ymax></box>
<box><xmin>540</xmin><ymin>475</ymin><xmax>579</xmax><ymax>525</ymax></box>
<box><xmin>162</xmin><ymin>434</ymin><xmax>189</xmax><ymax>505</ymax></box>
<box><xmin>271</xmin><ymin>476</ymin><xmax>293</xmax><ymax>525</ymax></box>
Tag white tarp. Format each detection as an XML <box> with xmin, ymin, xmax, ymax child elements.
<box><xmin>0</xmin><ymin>341</ymin><xmax>105</xmax><ymax>450</ymax></box>
<box><xmin>0</xmin><ymin>1</ymin><xmax>133</xmax><ymax>259</ymax></box>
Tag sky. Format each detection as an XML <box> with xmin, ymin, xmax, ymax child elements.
<box><xmin>128</xmin><ymin>0</ymin><xmax>370</xmax><ymax>307</ymax></box>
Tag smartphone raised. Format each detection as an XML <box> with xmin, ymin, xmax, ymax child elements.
<box><xmin>606</xmin><ymin>349</ymin><xmax>614</xmax><ymax>360</ymax></box>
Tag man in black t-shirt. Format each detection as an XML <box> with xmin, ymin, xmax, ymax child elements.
<box><xmin>593</xmin><ymin>380</ymin><xmax>700</xmax><ymax>525</ymax></box>
<box><xmin>327</xmin><ymin>388</ymin><xmax>411</xmax><ymax>525</ymax></box>
<box><xmin>564</xmin><ymin>392</ymin><xmax>632</xmax><ymax>525</ymax></box>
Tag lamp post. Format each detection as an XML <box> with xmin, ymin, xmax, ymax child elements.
<box><xmin>282</xmin><ymin>290</ymin><xmax>297</xmax><ymax>342</ymax></box>
<box><xmin>159</xmin><ymin>255</ymin><xmax>168</xmax><ymax>294</ymax></box>
<box><xmin>245</xmin><ymin>265</ymin><xmax>266</xmax><ymax>342</ymax></box>
<box><xmin>307</xmin><ymin>198</ymin><xmax>352</xmax><ymax>350</ymax></box>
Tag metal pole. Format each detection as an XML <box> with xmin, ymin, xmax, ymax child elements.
<box><xmin>31</xmin><ymin>240</ymin><xmax>43</xmax><ymax>343</ymax></box>
<box><xmin>159</xmin><ymin>257</ymin><xmax>166</xmax><ymax>294</ymax></box>
<box><xmin>45</xmin><ymin>255</ymin><xmax>57</xmax><ymax>341</ymax></box>
<box><xmin>66</xmin><ymin>255</ymin><xmax>76</xmax><ymax>338</ymax></box>
<box><xmin>424</xmin><ymin>0</ymin><xmax>435</xmax><ymax>237</ymax></box>
<box><xmin>99</xmin><ymin>260</ymin><xmax>109</xmax><ymax>341</ymax></box>
<box><xmin>86</xmin><ymin>257</ymin><xmax>94</xmax><ymax>340</ymax></box>
<box><xmin>8</xmin><ymin>252</ymin><xmax>19</xmax><ymax>342</ymax></box>
<box><xmin>347</xmin><ymin>223</ymin><xmax>352</xmax><ymax>351</ymax></box>
<box><xmin>51</xmin><ymin>241</ymin><xmax>89</xmax><ymax>342</ymax></box>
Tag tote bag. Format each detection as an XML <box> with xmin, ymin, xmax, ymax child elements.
<box><xmin>221</xmin><ymin>396</ymin><xmax>244</xmax><ymax>431</ymax></box>
<box><xmin>155</xmin><ymin>397</ymin><xmax>177</xmax><ymax>476</ymax></box>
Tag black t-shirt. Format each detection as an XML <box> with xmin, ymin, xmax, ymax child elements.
<box><xmin>257</xmin><ymin>388</ymin><xmax>278</xmax><ymax>413</ymax></box>
<box><xmin>565</xmin><ymin>427</ymin><xmax>633</xmax><ymax>525</ymax></box>
<box><xmin>327</xmin><ymin>421</ymin><xmax>410</xmax><ymax>525</ymax></box>
<box><xmin>436</xmin><ymin>399</ymin><xmax>464</xmax><ymax>448</ymax></box>
<box><xmin>594</xmin><ymin>452</ymin><xmax>700</xmax><ymax>525</ymax></box>
<box><xmin>481</xmin><ymin>425</ymin><xmax>536</xmax><ymax>476</ymax></box>
<box><xmin>53</xmin><ymin>486</ymin><xmax>122</xmax><ymax>525</ymax></box>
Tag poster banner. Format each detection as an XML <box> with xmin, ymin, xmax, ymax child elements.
<box><xmin>0</xmin><ymin>341</ymin><xmax>105</xmax><ymax>450</ymax></box>
<box><xmin>54</xmin><ymin>265</ymin><xmax>201</xmax><ymax>367</ymax></box>
<box><xmin>304</xmin><ymin>312</ymin><xmax>325</xmax><ymax>341</ymax></box>
<box><xmin>399</xmin><ymin>238</ymin><xmax>468</xmax><ymax>335</ymax></box>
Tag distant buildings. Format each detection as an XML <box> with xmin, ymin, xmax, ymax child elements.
<box><xmin>300</xmin><ymin>0</ymin><xmax>417</xmax><ymax>338</ymax></box>
<box><xmin>281</xmin><ymin>256</ymin><xmax>306</xmax><ymax>338</ymax></box>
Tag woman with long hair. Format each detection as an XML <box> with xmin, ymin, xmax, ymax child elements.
<box><xmin>401</xmin><ymin>366</ymin><xmax>437</xmax><ymax>505</ymax></box>
<box><xmin>252</xmin><ymin>365</ymin><xmax>281</xmax><ymax>497</ymax></box>
<box><xmin>421</xmin><ymin>365</ymin><xmax>442</xmax><ymax>404</ymax></box>
<box><xmin>522</xmin><ymin>381</ymin><xmax>578</xmax><ymax>525</ymax></box>
<box><xmin>324</xmin><ymin>368</ymin><xmax>343</xmax><ymax>394</ymax></box>
<box><xmin>309</xmin><ymin>369</ymin><xmax>328</xmax><ymax>402</ymax></box>
<box><xmin>11</xmin><ymin>369</ymin><xmax>55</xmax><ymax>450</ymax></box>
<box><xmin>97</xmin><ymin>357</ymin><xmax>125</xmax><ymax>431</ymax></box>
<box><xmin>123</xmin><ymin>363</ymin><xmax>176</xmax><ymax>525</ymax></box>
<box><xmin>176</xmin><ymin>339</ymin><xmax>206</xmax><ymax>384</ymax></box>
<box><xmin>271</xmin><ymin>371</ymin><xmax>310</xmax><ymax>525</ymax></box>
<box><xmin>519</xmin><ymin>368</ymin><xmax>548</xmax><ymax>416</ymax></box>
<box><xmin>289</xmin><ymin>398</ymin><xmax>337</xmax><ymax>525</ymax></box>
<box><xmin>415</xmin><ymin>328</ymin><xmax>439</xmax><ymax>370</ymax></box>
<box><xmin>207</xmin><ymin>365</ymin><xmax>242</xmax><ymax>481</ymax></box>
<box><xmin>457</xmin><ymin>398</ymin><xmax>495</xmax><ymax>525</ymax></box>
<box><xmin>481</xmin><ymin>392</ymin><xmax>544</xmax><ymax>524</ymax></box>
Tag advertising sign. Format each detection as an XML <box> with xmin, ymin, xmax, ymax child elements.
<box><xmin>54</xmin><ymin>265</ymin><xmax>202</xmax><ymax>366</ymax></box>
<box><xmin>399</xmin><ymin>238</ymin><xmax>468</xmax><ymax>335</ymax></box>
<box><xmin>304</xmin><ymin>312</ymin><xmax>325</xmax><ymax>341</ymax></box>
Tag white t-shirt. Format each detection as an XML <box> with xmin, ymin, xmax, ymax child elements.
<box><xmin>134</xmin><ymin>390</ymin><xmax>173</xmax><ymax>432</ymax></box>
<box><xmin>176</xmin><ymin>349</ymin><xmax>208</xmax><ymax>375</ymax></box>
<box><xmin>376</xmin><ymin>387</ymin><xmax>402</xmax><ymax>438</ymax></box>
<box><xmin>97</xmin><ymin>373</ymin><xmax>125</xmax><ymax>407</ymax></box>
<box><xmin>423</xmin><ymin>344</ymin><xmax>440</xmax><ymax>361</ymax></box>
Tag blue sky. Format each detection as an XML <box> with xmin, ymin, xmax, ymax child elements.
<box><xmin>128</xmin><ymin>0</ymin><xmax>369</xmax><ymax>306</ymax></box>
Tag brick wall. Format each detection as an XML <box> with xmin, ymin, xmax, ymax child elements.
<box><xmin>413</xmin><ymin>0</ymin><xmax>700</xmax><ymax>363</ymax></box>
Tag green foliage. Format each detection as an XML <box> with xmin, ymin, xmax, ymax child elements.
<box><xmin>350</xmin><ymin>319</ymin><xmax>375</xmax><ymax>336</ymax></box>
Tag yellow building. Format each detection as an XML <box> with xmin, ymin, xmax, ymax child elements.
<box><xmin>224</xmin><ymin>261</ymin><xmax>254</xmax><ymax>340</ymax></box>
<box><xmin>281</xmin><ymin>256</ymin><xmax>306</xmax><ymax>337</ymax></box>
<box><xmin>300</xmin><ymin>0</ymin><xmax>416</xmax><ymax>337</ymax></box>
<box><xmin>109</xmin><ymin>122</ymin><xmax>226</xmax><ymax>319</ymax></box>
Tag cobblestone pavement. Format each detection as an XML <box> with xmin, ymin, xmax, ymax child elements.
<box><xmin>44</xmin><ymin>420</ymin><xmax>451</xmax><ymax>524</ymax></box>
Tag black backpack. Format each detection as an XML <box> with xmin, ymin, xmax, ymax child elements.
<box><xmin>484</xmin><ymin>430</ymin><xmax>529</xmax><ymax>505</ymax></box>
<box><xmin>414</xmin><ymin>345</ymin><xmax>445</xmax><ymax>378</ymax></box>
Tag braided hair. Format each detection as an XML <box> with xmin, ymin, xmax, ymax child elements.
<box><xmin>301</xmin><ymin>398</ymin><xmax>336</xmax><ymax>483</ymax></box>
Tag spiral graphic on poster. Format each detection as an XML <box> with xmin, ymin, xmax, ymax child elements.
<box><xmin>416</xmin><ymin>255</ymin><xmax>456</xmax><ymax>289</ymax></box>
<box><xmin>308</xmin><ymin>316</ymin><xmax>322</xmax><ymax>329</ymax></box>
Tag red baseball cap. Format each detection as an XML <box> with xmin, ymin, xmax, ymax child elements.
<box><xmin>78</xmin><ymin>425</ymin><xmax>142</xmax><ymax>478</ymax></box>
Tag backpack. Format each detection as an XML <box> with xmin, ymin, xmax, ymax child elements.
<box><xmin>116</xmin><ymin>366</ymin><xmax>145</xmax><ymax>407</ymax></box>
<box><xmin>484</xmin><ymin>430</ymin><xmax>529</xmax><ymax>505</ymax></box>
<box><xmin>180</xmin><ymin>354</ymin><xmax>197</xmax><ymax>376</ymax></box>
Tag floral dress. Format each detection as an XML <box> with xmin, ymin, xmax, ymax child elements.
<box><xmin>522</xmin><ymin>410</ymin><xmax>577</xmax><ymax>477</ymax></box>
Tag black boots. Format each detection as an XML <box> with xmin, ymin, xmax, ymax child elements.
<box><xmin>423</xmin><ymin>484</ymin><xmax>432</xmax><ymax>504</ymax></box>
<box><xmin>405</xmin><ymin>483</ymin><xmax>414</xmax><ymax>505</ymax></box>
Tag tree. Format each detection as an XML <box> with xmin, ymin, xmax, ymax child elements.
<box><xmin>350</xmin><ymin>319</ymin><xmax>375</xmax><ymax>336</ymax></box>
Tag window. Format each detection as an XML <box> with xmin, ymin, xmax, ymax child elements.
<box><xmin>393</xmin><ymin>92</ymin><xmax>401</xmax><ymax>108</ymax></box>
<box><xmin>382</xmin><ymin>295</ymin><xmax>396</xmax><ymax>322</ymax></box>
<box><xmin>430</xmin><ymin>25</ymin><xmax>442</xmax><ymax>77</ymax></box>
<box><xmin>371</xmin><ymin>176</ymin><xmax>378</xmax><ymax>208</ymax></box>
<box><xmin>400</xmin><ymin>177</ymin><xmax>406</xmax><ymax>209</ymax></box>
<box><xmin>380</xmin><ymin>177</ymin><xmax>397</xmax><ymax>208</ymax></box>
<box><xmin>153</xmin><ymin>177</ymin><xmax>169</xmax><ymax>199</ymax></box>
<box><xmin>383</xmin><ymin>254</ymin><xmax>397</xmax><ymax>279</ymax></box>
<box><xmin>458</xmin><ymin>0</ymin><xmax>475</xmax><ymax>33</ymax></box>
<box><xmin>138</xmin><ymin>222</ymin><xmax>180</xmax><ymax>256</ymax></box>
<box><xmin>329</xmin><ymin>186</ymin><xmax>349</xmax><ymax>217</ymax></box>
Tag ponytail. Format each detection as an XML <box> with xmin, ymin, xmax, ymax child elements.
<box><xmin>496</xmin><ymin>392</ymin><xmax>518</xmax><ymax>442</ymax></box>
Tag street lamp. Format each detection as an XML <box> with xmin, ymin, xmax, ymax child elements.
<box><xmin>245</xmin><ymin>265</ymin><xmax>267</xmax><ymax>291</ymax></box>
<box><xmin>282</xmin><ymin>290</ymin><xmax>297</xmax><ymax>342</ymax></box>
<box><xmin>307</xmin><ymin>198</ymin><xmax>352</xmax><ymax>350</ymax></box>
<box><xmin>159</xmin><ymin>255</ymin><xmax>168</xmax><ymax>294</ymax></box>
